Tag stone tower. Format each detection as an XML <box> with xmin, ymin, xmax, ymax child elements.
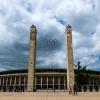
<box><xmin>27</xmin><ymin>25</ymin><xmax>37</xmax><ymax>92</ymax></box>
<box><xmin>65</xmin><ymin>25</ymin><xmax>74</xmax><ymax>91</ymax></box>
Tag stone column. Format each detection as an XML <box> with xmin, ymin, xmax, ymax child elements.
<box><xmin>0</xmin><ymin>77</ymin><xmax>2</xmax><ymax>92</ymax></box>
<box><xmin>99</xmin><ymin>79</ymin><xmax>100</xmax><ymax>91</ymax></box>
<box><xmin>10</xmin><ymin>77</ymin><xmax>12</xmax><ymax>92</ymax></box>
<box><xmin>87</xmin><ymin>85</ymin><xmax>89</xmax><ymax>92</ymax></box>
<box><xmin>0</xmin><ymin>78</ymin><xmax>1</xmax><ymax>91</ymax></box>
<box><xmin>1</xmin><ymin>78</ymin><xmax>4</xmax><ymax>92</ymax></box>
<box><xmin>47</xmin><ymin>76</ymin><xmax>48</xmax><ymax>90</ymax></box>
<box><xmin>6</xmin><ymin>77</ymin><xmax>8</xmax><ymax>85</ymax></box>
<box><xmin>35</xmin><ymin>77</ymin><xmax>37</xmax><ymax>90</ymax></box>
<box><xmin>81</xmin><ymin>85</ymin><xmax>84</xmax><ymax>92</ymax></box>
<box><xmin>3</xmin><ymin>77</ymin><xmax>4</xmax><ymax>85</ymax></box>
<box><xmin>24</xmin><ymin>77</ymin><xmax>26</xmax><ymax>86</ymax></box>
<box><xmin>87</xmin><ymin>80</ymin><xmax>90</xmax><ymax>92</ymax></box>
<box><xmin>6</xmin><ymin>77</ymin><xmax>8</xmax><ymax>91</ymax></box>
<box><xmin>0</xmin><ymin>78</ymin><xmax>1</xmax><ymax>85</ymax></box>
<box><xmin>65</xmin><ymin>25</ymin><xmax>75</xmax><ymax>92</ymax></box>
<box><xmin>58</xmin><ymin>76</ymin><xmax>60</xmax><ymax>90</ymax></box>
<box><xmin>53</xmin><ymin>76</ymin><xmax>54</xmax><ymax>90</ymax></box>
<box><xmin>14</xmin><ymin>77</ymin><xmax>16</xmax><ymax>92</ymax></box>
<box><xmin>93</xmin><ymin>79</ymin><xmax>95</xmax><ymax>92</ymax></box>
<box><xmin>14</xmin><ymin>77</ymin><xmax>16</xmax><ymax>85</ymax></box>
<box><xmin>18</xmin><ymin>77</ymin><xmax>21</xmax><ymax>92</ymax></box>
<box><xmin>27</xmin><ymin>25</ymin><xmax>37</xmax><ymax>92</ymax></box>
<box><xmin>19</xmin><ymin>77</ymin><xmax>21</xmax><ymax>86</ymax></box>
<box><xmin>64</xmin><ymin>76</ymin><xmax>66</xmax><ymax>91</ymax></box>
<box><xmin>41</xmin><ymin>76</ymin><xmax>42</xmax><ymax>89</ymax></box>
<box><xmin>10</xmin><ymin>77</ymin><xmax>12</xmax><ymax>86</ymax></box>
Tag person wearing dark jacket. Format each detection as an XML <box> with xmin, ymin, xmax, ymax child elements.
<box><xmin>73</xmin><ymin>83</ymin><xmax>78</xmax><ymax>95</ymax></box>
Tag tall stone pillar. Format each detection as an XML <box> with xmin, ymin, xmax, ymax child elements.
<box><xmin>27</xmin><ymin>25</ymin><xmax>37</xmax><ymax>92</ymax></box>
<box><xmin>65</xmin><ymin>25</ymin><xmax>75</xmax><ymax>91</ymax></box>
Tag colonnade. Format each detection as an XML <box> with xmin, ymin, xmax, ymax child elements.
<box><xmin>0</xmin><ymin>75</ymin><xmax>27</xmax><ymax>92</ymax></box>
<box><xmin>37</xmin><ymin>76</ymin><xmax>67</xmax><ymax>90</ymax></box>
<box><xmin>0</xmin><ymin>74</ymin><xmax>100</xmax><ymax>92</ymax></box>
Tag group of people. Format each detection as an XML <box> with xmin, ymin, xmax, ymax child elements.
<box><xmin>68</xmin><ymin>83</ymin><xmax>78</xmax><ymax>95</ymax></box>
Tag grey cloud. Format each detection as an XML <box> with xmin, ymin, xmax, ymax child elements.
<box><xmin>0</xmin><ymin>0</ymin><xmax>100</xmax><ymax>71</ymax></box>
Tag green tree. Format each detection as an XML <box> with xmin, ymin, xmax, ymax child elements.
<box><xmin>74</xmin><ymin>61</ymin><xmax>89</xmax><ymax>85</ymax></box>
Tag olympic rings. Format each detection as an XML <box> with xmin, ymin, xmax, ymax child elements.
<box><xmin>44</xmin><ymin>38</ymin><xmax>57</xmax><ymax>47</ymax></box>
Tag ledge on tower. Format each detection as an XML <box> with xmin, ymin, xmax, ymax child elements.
<box><xmin>66</xmin><ymin>25</ymin><xmax>71</xmax><ymax>28</ymax></box>
<box><xmin>30</xmin><ymin>24</ymin><xmax>36</xmax><ymax>28</ymax></box>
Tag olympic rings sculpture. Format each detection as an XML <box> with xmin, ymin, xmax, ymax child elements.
<box><xmin>44</xmin><ymin>38</ymin><xmax>57</xmax><ymax>47</ymax></box>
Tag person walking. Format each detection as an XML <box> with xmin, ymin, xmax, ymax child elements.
<box><xmin>73</xmin><ymin>83</ymin><xmax>78</xmax><ymax>95</ymax></box>
<box><xmin>68</xmin><ymin>86</ymin><xmax>73</xmax><ymax>95</ymax></box>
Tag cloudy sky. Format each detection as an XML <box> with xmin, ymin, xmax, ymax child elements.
<box><xmin>0</xmin><ymin>0</ymin><xmax>100</xmax><ymax>71</ymax></box>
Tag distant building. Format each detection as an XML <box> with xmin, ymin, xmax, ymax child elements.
<box><xmin>0</xmin><ymin>68</ymin><xmax>100</xmax><ymax>92</ymax></box>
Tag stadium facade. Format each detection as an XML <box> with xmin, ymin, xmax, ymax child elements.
<box><xmin>0</xmin><ymin>68</ymin><xmax>100</xmax><ymax>92</ymax></box>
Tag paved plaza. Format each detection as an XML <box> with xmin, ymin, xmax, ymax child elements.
<box><xmin>0</xmin><ymin>92</ymin><xmax>100</xmax><ymax>100</ymax></box>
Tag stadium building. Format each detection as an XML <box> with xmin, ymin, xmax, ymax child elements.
<box><xmin>0</xmin><ymin>68</ymin><xmax>100</xmax><ymax>92</ymax></box>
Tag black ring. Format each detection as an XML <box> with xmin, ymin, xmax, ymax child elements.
<box><xmin>43</xmin><ymin>38</ymin><xmax>57</xmax><ymax>47</ymax></box>
<box><xmin>48</xmin><ymin>39</ymin><xmax>57</xmax><ymax>45</ymax></box>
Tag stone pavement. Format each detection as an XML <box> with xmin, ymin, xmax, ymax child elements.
<box><xmin>0</xmin><ymin>92</ymin><xmax>100</xmax><ymax>100</ymax></box>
